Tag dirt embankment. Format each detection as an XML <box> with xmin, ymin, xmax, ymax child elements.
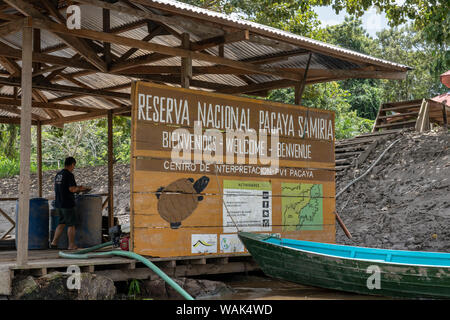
<box><xmin>335</xmin><ymin>129</ymin><xmax>450</xmax><ymax>252</ymax></box>
<box><xmin>1</xmin><ymin>129</ymin><xmax>449</xmax><ymax>253</ymax></box>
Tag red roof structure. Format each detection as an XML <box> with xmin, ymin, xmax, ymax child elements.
<box><xmin>431</xmin><ymin>92</ymin><xmax>450</xmax><ymax>106</ymax></box>
<box><xmin>440</xmin><ymin>70</ymin><xmax>450</xmax><ymax>88</ymax></box>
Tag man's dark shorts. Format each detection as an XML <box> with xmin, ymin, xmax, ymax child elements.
<box><xmin>56</xmin><ymin>207</ymin><xmax>77</xmax><ymax>227</ymax></box>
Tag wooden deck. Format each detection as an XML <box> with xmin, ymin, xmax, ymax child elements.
<box><xmin>0</xmin><ymin>248</ymin><xmax>258</xmax><ymax>296</ymax></box>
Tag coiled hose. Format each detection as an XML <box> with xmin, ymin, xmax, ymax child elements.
<box><xmin>59</xmin><ymin>242</ymin><xmax>194</xmax><ymax>300</ymax></box>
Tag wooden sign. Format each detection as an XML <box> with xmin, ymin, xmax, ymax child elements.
<box><xmin>130</xmin><ymin>82</ymin><xmax>336</xmax><ymax>258</ymax></box>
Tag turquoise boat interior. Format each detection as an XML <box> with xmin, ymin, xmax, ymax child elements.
<box><xmin>263</xmin><ymin>235</ymin><xmax>450</xmax><ymax>267</ymax></box>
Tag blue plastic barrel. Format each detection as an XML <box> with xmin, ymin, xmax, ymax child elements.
<box><xmin>15</xmin><ymin>198</ymin><xmax>49</xmax><ymax>250</ymax></box>
<box><xmin>50</xmin><ymin>194</ymin><xmax>102</xmax><ymax>249</ymax></box>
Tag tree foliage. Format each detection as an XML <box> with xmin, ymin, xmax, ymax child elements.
<box><xmin>314</xmin><ymin>0</ymin><xmax>450</xmax><ymax>46</ymax></box>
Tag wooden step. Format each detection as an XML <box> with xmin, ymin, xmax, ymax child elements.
<box><xmin>335</xmin><ymin>146</ymin><xmax>367</xmax><ymax>154</ymax></box>
<box><xmin>335</xmin><ymin>158</ymin><xmax>352</xmax><ymax>165</ymax></box>
<box><xmin>335</xmin><ymin>151</ymin><xmax>361</xmax><ymax>159</ymax></box>
<box><xmin>381</xmin><ymin>104</ymin><xmax>421</xmax><ymax>112</ymax></box>
<box><xmin>374</xmin><ymin>119</ymin><xmax>417</xmax><ymax>129</ymax></box>
<box><xmin>335</xmin><ymin>138</ymin><xmax>376</xmax><ymax>147</ymax></box>
<box><xmin>335</xmin><ymin>165</ymin><xmax>351</xmax><ymax>171</ymax></box>
<box><xmin>354</xmin><ymin>129</ymin><xmax>402</xmax><ymax>138</ymax></box>
<box><xmin>381</xmin><ymin>99</ymin><xmax>423</xmax><ymax>109</ymax></box>
<box><xmin>378</xmin><ymin>111</ymin><xmax>419</xmax><ymax>120</ymax></box>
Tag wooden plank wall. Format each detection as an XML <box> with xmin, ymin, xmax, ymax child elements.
<box><xmin>130</xmin><ymin>82</ymin><xmax>336</xmax><ymax>257</ymax></box>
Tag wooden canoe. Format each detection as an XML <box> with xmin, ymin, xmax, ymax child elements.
<box><xmin>238</xmin><ymin>232</ymin><xmax>450</xmax><ymax>299</ymax></box>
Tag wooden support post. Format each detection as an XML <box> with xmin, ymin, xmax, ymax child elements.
<box><xmin>37</xmin><ymin>121</ymin><xmax>43</xmax><ymax>197</ymax></box>
<box><xmin>218</xmin><ymin>44</ymin><xmax>224</xmax><ymax>58</ymax></box>
<box><xmin>442</xmin><ymin>103</ymin><xmax>448</xmax><ymax>128</ymax></box>
<box><xmin>294</xmin><ymin>52</ymin><xmax>312</xmax><ymax>105</ymax></box>
<box><xmin>181</xmin><ymin>33</ymin><xmax>192</xmax><ymax>89</ymax></box>
<box><xmin>372</xmin><ymin>103</ymin><xmax>383</xmax><ymax>132</ymax></box>
<box><xmin>33</xmin><ymin>28</ymin><xmax>41</xmax><ymax>72</ymax></box>
<box><xmin>17</xmin><ymin>22</ymin><xmax>33</xmax><ymax>266</ymax></box>
<box><xmin>416</xmin><ymin>99</ymin><xmax>430</xmax><ymax>132</ymax></box>
<box><xmin>103</xmin><ymin>8</ymin><xmax>112</xmax><ymax>66</ymax></box>
<box><xmin>107</xmin><ymin>110</ymin><xmax>114</xmax><ymax>228</ymax></box>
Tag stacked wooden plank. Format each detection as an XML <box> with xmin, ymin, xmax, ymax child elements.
<box><xmin>335</xmin><ymin>129</ymin><xmax>404</xmax><ymax>171</ymax></box>
<box><xmin>372</xmin><ymin>99</ymin><xmax>449</xmax><ymax>132</ymax></box>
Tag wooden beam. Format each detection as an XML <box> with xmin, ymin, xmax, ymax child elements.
<box><xmin>181</xmin><ymin>33</ymin><xmax>191</xmax><ymax>88</ymax></box>
<box><xmin>0</xmin><ymin>97</ymin><xmax>103</xmax><ymax>113</ymax></box>
<box><xmin>0</xmin><ymin>45</ymin><xmax>62</xmax><ymax>122</ymax></box>
<box><xmin>103</xmin><ymin>8</ymin><xmax>112</xmax><ymax>66</ymax></box>
<box><xmin>56</xmin><ymin>73</ymin><xmax>126</xmax><ymax>108</ymax></box>
<box><xmin>32</xmin><ymin>65</ymin><xmax>65</xmax><ymax>77</ymax></box>
<box><xmin>0</xmin><ymin>18</ymin><xmax>24</xmax><ymax>37</ymax></box>
<box><xmin>218</xmin><ymin>79</ymin><xmax>296</xmax><ymax>95</ymax></box>
<box><xmin>40</xmin><ymin>0</ymin><xmax>66</xmax><ymax>23</ymax></box>
<box><xmin>75</xmin><ymin>0</ymin><xmax>225</xmax><ymax>38</ymax></box>
<box><xmin>36</xmin><ymin>121</ymin><xmax>42</xmax><ymax>197</ymax></box>
<box><xmin>107</xmin><ymin>110</ymin><xmax>114</xmax><ymax>228</ymax></box>
<box><xmin>241</xmin><ymin>49</ymin><xmax>309</xmax><ymax>65</ymax></box>
<box><xmin>32</xmin><ymin>28</ymin><xmax>41</xmax><ymax>73</ymax></box>
<box><xmin>0</xmin><ymin>56</ymin><xmax>21</xmax><ymax>77</ymax></box>
<box><xmin>0</xmin><ymin>116</ymin><xmax>37</xmax><ymax>125</ymax></box>
<box><xmin>17</xmin><ymin>23</ymin><xmax>32</xmax><ymax>267</ymax></box>
<box><xmin>0</xmin><ymin>12</ymin><xmax>23</xmax><ymax>22</ymax></box>
<box><xmin>41</xmin><ymin>43</ymin><xmax>67</xmax><ymax>54</ymax></box>
<box><xmin>0</xmin><ymin>104</ymin><xmax>44</xmax><ymax>120</ymax></box>
<box><xmin>190</xmin><ymin>30</ymin><xmax>249</xmax><ymax>51</ymax></box>
<box><xmin>4</xmin><ymin>0</ymin><xmax>108</xmax><ymax>72</ymax></box>
<box><xmin>0</xmin><ymin>77</ymin><xmax>130</xmax><ymax>99</ymax></box>
<box><xmin>442</xmin><ymin>103</ymin><xmax>448</xmax><ymax>128</ymax></box>
<box><xmin>115</xmin><ymin>25</ymin><xmax>163</xmax><ymax>63</ymax></box>
<box><xmin>30</xmin><ymin>18</ymin><xmax>303</xmax><ymax>81</ymax></box>
<box><xmin>283</xmin><ymin>68</ymin><xmax>407</xmax><ymax>80</ymax></box>
<box><xmin>110</xmin><ymin>19</ymin><xmax>149</xmax><ymax>34</ymax></box>
<box><xmin>103</xmin><ymin>74</ymin><xmax>235</xmax><ymax>91</ymax></box>
<box><xmin>118</xmin><ymin>65</ymin><xmax>261</xmax><ymax>75</ymax></box>
<box><xmin>247</xmin><ymin>34</ymin><xmax>298</xmax><ymax>51</ymax></box>
<box><xmin>295</xmin><ymin>52</ymin><xmax>312</xmax><ymax>105</ymax></box>
<box><xmin>41</xmin><ymin>105</ymin><xmax>130</xmax><ymax>125</ymax></box>
<box><xmin>0</xmin><ymin>42</ymin><xmax>98</xmax><ymax>70</ymax></box>
<box><xmin>39</xmin><ymin>20</ymin><xmax>149</xmax><ymax>54</ymax></box>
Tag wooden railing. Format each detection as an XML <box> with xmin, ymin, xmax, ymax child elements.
<box><xmin>0</xmin><ymin>198</ymin><xmax>16</xmax><ymax>240</ymax></box>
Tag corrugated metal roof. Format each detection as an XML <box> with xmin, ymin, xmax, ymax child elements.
<box><xmin>0</xmin><ymin>0</ymin><xmax>412</xmax><ymax>124</ymax></box>
<box><xmin>143</xmin><ymin>0</ymin><xmax>410</xmax><ymax>70</ymax></box>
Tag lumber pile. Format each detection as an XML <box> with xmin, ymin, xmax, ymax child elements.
<box><xmin>372</xmin><ymin>99</ymin><xmax>449</xmax><ymax>132</ymax></box>
<box><xmin>335</xmin><ymin>129</ymin><xmax>405</xmax><ymax>171</ymax></box>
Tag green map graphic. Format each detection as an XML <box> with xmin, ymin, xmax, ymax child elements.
<box><xmin>281</xmin><ymin>183</ymin><xmax>323</xmax><ymax>231</ymax></box>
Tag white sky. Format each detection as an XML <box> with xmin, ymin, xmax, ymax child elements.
<box><xmin>314</xmin><ymin>6</ymin><xmax>390</xmax><ymax>37</ymax></box>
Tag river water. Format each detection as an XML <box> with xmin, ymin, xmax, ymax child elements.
<box><xmin>200</xmin><ymin>272</ymin><xmax>388</xmax><ymax>300</ymax></box>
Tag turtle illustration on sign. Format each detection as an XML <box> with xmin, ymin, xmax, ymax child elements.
<box><xmin>155</xmin><ymin>176</ymin><xmax>210</xmax><ymax>229</ymax></box>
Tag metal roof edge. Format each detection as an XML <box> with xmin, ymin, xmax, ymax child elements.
<box><xmin>137</xmin><ymin>0</ymin><xmax>412</xmax><ymax>71</ymax></box>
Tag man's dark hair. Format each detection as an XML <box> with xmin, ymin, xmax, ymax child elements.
<box><xmin>64</xmin><ymin>157</ymin><xmax>76</xmax><ymax>167</ymax></box>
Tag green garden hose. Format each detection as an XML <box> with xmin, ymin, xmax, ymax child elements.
<box><xmin>59</xmin><ymin>242</ymin><xmax>194</xmax><ymax>300</ymax></box>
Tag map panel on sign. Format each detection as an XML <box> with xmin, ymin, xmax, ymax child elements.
<box><xmin>282</xmin><ymin>183</ymin><xmax>323</xmax><ymax>231</ymax></box>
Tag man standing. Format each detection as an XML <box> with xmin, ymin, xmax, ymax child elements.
<box><xmin>50</xmin><ymin>157</ymin><xmax>90</xmax><ymax>250</ymax></box>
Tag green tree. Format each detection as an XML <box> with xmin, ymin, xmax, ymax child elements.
<box><xmin>314</xmin><ymin>0</ymin><xmax>450</xmax><ymax>46</ymax></box>
<box><xmin>0</xmin><ymin>124</ymin><xmax>18</xmax><ymax>158</ymax></box>
<box><xmin>267</xmin><ymin>83</ymin><xmax>374</xmax><ymax>139</ymax></box>
<box><xmin>182</xmin><ymin>0</ymin><xmax>324</xmax><ymax>38</ymax></box>
<box><xmin>375</xmin><ymin>25</ymin><xmax>448</xmax><ymax>102</ymax></box>
<box><xmin>324</xmin><ymin>17</ymin><xmax>382</xmax><ymax>119</ymax></box>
